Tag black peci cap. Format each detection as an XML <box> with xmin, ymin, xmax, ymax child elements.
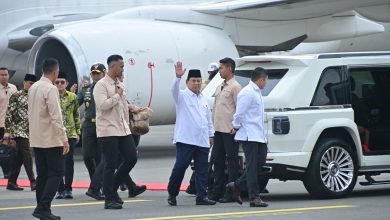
<box><xmin>58</xmin><ymin>71</ymin><xmax>67</xmax><ymax>80</ymax></box>
<box><xmin>187</xmin><ymin>69</ymin><xmax>202</xmax><ymax>80</ymax></box>
<box><xmin>24</xmin><ymin>73</ymin><xmax>37</xmax><ymax>82</ymax></box>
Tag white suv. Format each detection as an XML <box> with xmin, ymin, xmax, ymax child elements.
<box><xmin>203</xmin><ymin>52</ymin><xmax>390</xmax><ymax>198</ymax></box>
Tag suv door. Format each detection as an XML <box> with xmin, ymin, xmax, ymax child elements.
<box><xmin>349</xmin><ymin>66</ymin><xmax>390</xmax><ymax>167</ymax></box>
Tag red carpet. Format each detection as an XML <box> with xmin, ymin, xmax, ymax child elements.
<box><xmin>0</xmin><ymin>179</ymin><xmax>188</xmax><ymax>191</ymax></box>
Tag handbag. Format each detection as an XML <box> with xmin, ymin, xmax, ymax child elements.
<box><xmin>129</xmin><ymin>107</ymin><xmax>153</xmax><ymax>135</ymax></box>
<box><xmin>0</xmin><ymin>138</ymin><xmax>17</xmax><ymax>168</ymax></box>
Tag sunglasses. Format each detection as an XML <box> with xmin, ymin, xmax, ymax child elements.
<box><xmin>55</xmin><ymin>80</ymin><xmax>66</xmax><ymax>85</ymax></box>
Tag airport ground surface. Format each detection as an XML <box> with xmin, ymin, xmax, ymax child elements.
<box><xmin>1</xmin><ymin>125</ymin><xmax>390</xmax><ymax>220</ymax></box>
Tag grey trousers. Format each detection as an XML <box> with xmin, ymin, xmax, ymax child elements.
<box><xmin>235</xmin><ymin>141</ymin><xmax>267</xmax><ymax>200</ymax></box>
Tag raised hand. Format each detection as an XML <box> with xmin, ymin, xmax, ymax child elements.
<box><xmin>70</xmin><ymin>84</ymin><xmax>78</xmax><ymax>93</ymax></box>
<box><xmin>174</xmin><ymin>61</ymin><xmax>186</xmax><ymax>78</ymax></box>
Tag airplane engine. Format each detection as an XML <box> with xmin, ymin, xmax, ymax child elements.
<box><xmin>27</xmin><ymin>19</ymin><xmax>238</xmax><ymax>125</ymax></box>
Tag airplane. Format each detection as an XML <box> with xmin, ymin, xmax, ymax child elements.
<box><xmin>1</xmin><ymin>0</ymin><xmax>390</xmax><ymax>125</ymax></box>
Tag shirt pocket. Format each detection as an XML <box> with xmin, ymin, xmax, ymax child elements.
<box><xmin>251</xmin><ymin>97</ymin><xmax>261</xmax><ymax>107</ymax></box>
<box><xmin>222</xmin><ymin>89</ymin><xmax>232</xmax><ymax>98</ymax></box>
<box><xmin>198</xmin><ymin>101</ymin><xmax>209</xmax><ymax>118</ymax></box>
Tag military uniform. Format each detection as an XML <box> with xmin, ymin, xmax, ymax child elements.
<box><xmin>78</xmin><ymin>83</ymin><xmax>102</xmax><ymax>179</ymax></box>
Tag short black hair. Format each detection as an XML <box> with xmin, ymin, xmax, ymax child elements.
<box><xmin>219</xmin><ymin>57</ymin><xmax>235</xmax><ymax>73</ymax></box>
<box><xmin>0</xmin><ymin>67</ymin><xmax>8</xmax><ymax>71</ymax></box>
<box><xmin>42</xmin><ymin>58</ymin><xmax>59</xmax><ymax>74</ymax></box>
<box><xmin>251</xmin><ymin>67</ymin><xmax>268</xmax><ymax>82</ymax></box>
<box><xmin>107</xmin><ymin>55</ymin><xmax>123</xmax><ymax>65</ymax></box>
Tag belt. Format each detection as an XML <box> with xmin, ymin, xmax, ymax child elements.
<box><xmin>85</xmin><ymin>118</ymin><xmax>96</xmax><ymax>123</ymax></box>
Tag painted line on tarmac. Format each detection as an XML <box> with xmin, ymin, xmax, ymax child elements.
<box><xmin>129</xmin><ymin>205</ymin><xmax>355</xmax><ymax>220</ymax></box>
<box><xmin>0</xmin><ymin>199</ymin><xmax>150</xmax><ymax>211</ymax></box>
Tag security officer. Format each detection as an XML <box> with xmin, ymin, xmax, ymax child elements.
<box><xmin>78</xmin><ymin>63</ymin><xmax>105</xmax><ymax>180</ymax></box>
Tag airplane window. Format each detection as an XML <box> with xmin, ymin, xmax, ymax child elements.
<box><xmin>234</xmin><ymin>69</ymin><xmax>288</xmax><ymax>96</ymax></box>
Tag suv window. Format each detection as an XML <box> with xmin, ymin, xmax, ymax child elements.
<box><xmin>234</xmin><ymin>69</ymin><xmax>288</xmax><ymax>96</ymax></box>
<box><xmin>311</xmin><ymin>67</ymin><xmax>349</xmax><ymax>106</ymax></box>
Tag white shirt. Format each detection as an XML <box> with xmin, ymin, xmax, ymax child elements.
<box><xmin>171</xmin><ymin>77</ymin><xmax>214</xmax><ymax>148</ymax></box>
<box><xmin>232</xmin><ymin>81</ymin><xmax>267</xmax><ymax>143</ymax></box>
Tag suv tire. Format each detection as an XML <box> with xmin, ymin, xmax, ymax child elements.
<box><xmin>304</xmin><ymin>138</ymin><xmax>358</xmax><ymax>199</ymax></box>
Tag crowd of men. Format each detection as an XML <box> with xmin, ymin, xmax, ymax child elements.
<box><xmin>0</xmin><ymin>55</ymin><xmax>269</xmax><ymax>220</ymax></box>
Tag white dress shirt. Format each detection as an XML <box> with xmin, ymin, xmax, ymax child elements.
<box><xmin>232</xmin><ymin>81</ymin><xmax>267</xmax><ymax>143</ymax></box>
<box><xmin>171</xmin><ymin>77</ymin><xmax>214</xmax><ymax>148</ymax></box>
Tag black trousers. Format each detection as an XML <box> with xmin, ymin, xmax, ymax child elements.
<box><xmin>8</xmin><ymin>137</ymin><xmax>35</xmax><ymax>183</ymax></box>
<box><xmin>235</xmin><ymin>141</ymin><xmax>267</xmax><ymax>200</ymax></box>
<box><xmin>90</xmin><ymin>134</ymin><xmax>140</xmax><ymax>192</ymax></box>
<box><xmin>168</xmin><ymin>142</ymin><xmax>209</xmax><ymax>200</ymax></box>
<box><xmin>58</xmin><ymin>138</ymin><xmax>77</xmax><ymax>192</ymax></box>
<box><xmin>82</xmin><ymin>121</ymin><xmax>102</xmax><ymax>180</ymax></box>
<box><xmin>212</xmin><ymin>131</ymin><xmax>239</xmax><ymax>197</ymax></box>
<box><xmin>0</xmin><ymin>127</ymin><xmax>9</xmax><ymax>178</ymax></box>
<box><xmin>33</xmin><ymin>147</ymin><xmax>64</xmax><ymax>212</ymax></box>
<box><xmin>89</xmin><ymin>156</ymin><xmax>138</xmax><ymax>192</ymax></box>
<box><xmin>99</xmin><ymin>135</ymin><xmax>137</xmax><ymax>201</ymax></box>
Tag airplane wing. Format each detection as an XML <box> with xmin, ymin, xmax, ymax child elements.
<box><xmin>194</xmin><ymin>0</ymin><xmax>390</xmax><ymax>20</ymax></box>
<box><xmin>192</xmin><ymin>0</ymin><xmax>389</xmax><ymax>54</ymax></box>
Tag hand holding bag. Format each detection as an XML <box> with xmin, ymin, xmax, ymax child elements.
<box><xmin>129</xmin><ymin>107</ymin><xmax>153</xmax><ymax>135</ymax></box>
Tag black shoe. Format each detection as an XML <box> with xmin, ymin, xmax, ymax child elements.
<box><xmin>86</xmin><ymin>189</ymin><xmax>105</xmax><ymax>200</ymax></box>
<box><xmin>32</xmin><ymin>209</ymin><xmax>60</xmax><ymax>220</ymax></box>
<box><xmin>167</xmin><ymin>195</ymin><xmax>177</xmax><ymax>206</ymax></box>
<box><xmin>114</xmin><ymin>193</ymin><xmax>124</xmax><ymax>204</ymax></box>
<box><xmin>196</xmin><ymin>198</ymin><xmax>216</xmax><ymax>205</ymax></box>
<box><xmin>119</xmin><ymin>184</ymin><xmax>127</xmax><ymax>191</ymax></box>
<box><xmin>55</xmin><ymin>191</ymin><xmax>65</xmax><ymax>199</ymax></box>
<box><xmin>63</xmin><ymin>190</ymin><xmax>73</xmax><ymax>199</ymax></box>
<box><xmin>185</xmin><ymin>185</ymin><xmax>196</xmax><ymax>195</ymax></box>
<box><xmin>218</xmin><ymin>195</ymin><xmax>234</xmax><ymax>203</ymax></box>
<box><xmin>208</xmin><ymin>194</ymin><xmax>222</xmax><ymax>202</ymax></box>
<box><xmin>104</xmin><ymin>200</ymin><xmax>123</xmax><ymax>209</ymax></box>
<box><xmin>6</xmin><ymin>182</ymin><xmax>24</xmax><ymax>191</ymax></box>
<box><xmin>128</xmin><ymin>185</ymin><xmax>147</xmax><ymax>198</ymax></box>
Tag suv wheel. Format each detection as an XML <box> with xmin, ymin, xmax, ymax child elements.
<box><xmin>304</xmin><ymin>138</ymin><xmax>357</xmax><ymax>198</ymax></box>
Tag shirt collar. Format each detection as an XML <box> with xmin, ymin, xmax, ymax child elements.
<box><xmin>62</xmin><ymin>90</ymin><xmax>70</xmax><ymax>97</ymax></box>
<box><xmin>105</xmin><ymin>74</ymin><xmax>118</xmax><ymax>85</ymax></box>
<box><xmin>249</xmin><ymin>81</ymin><xmax>260</xmax><ymax>92</ymax></box>
<box><xmin>223</xmin><ymin>77</ymin><xmax>235</xmax><ymax>86</ymax></box>
<box><xmin>1</xmin><ymin>83</ymin><xmax>10</xmax><ymax>89</ymax></box>
<box><xmin>185</xmin><ymin>87</ymin><xmax>203</xmax><ymax>97</ymax></box>
<box><xmin>41</xmin><ymin>76</ymin><xmax>53</xmax><ymax>84</ymax></box>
